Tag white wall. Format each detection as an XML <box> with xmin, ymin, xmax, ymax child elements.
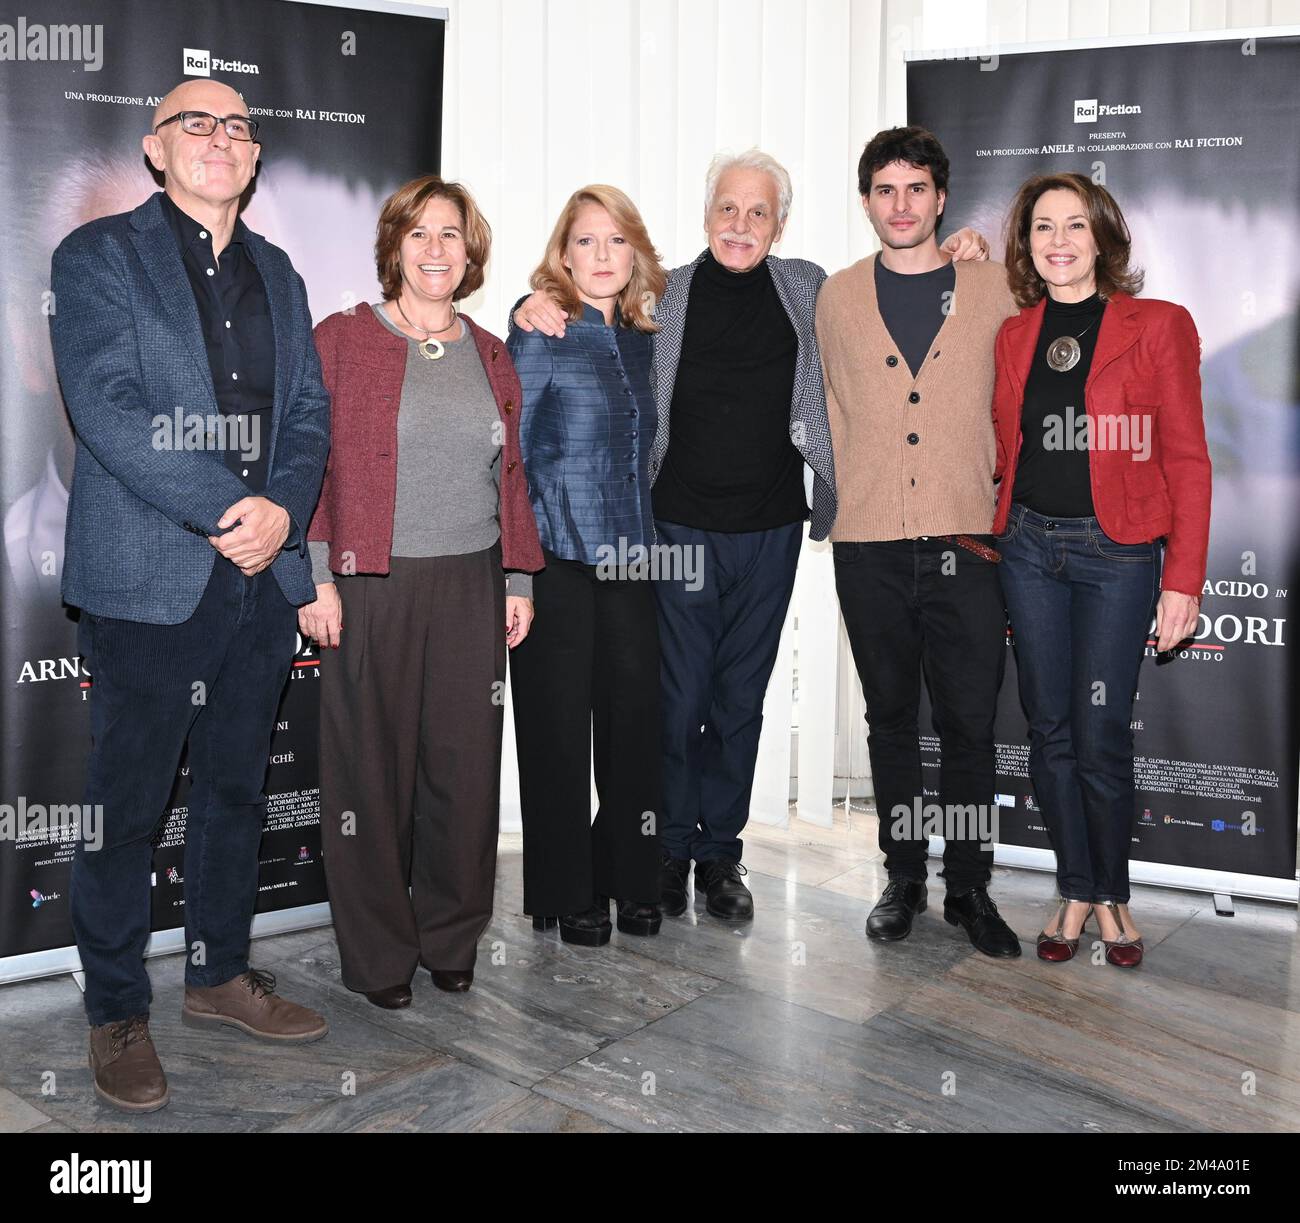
<box><xmin>403</xmin><ymin>0</ymin><xmax>1300</xmax><ymax>830</ymax></box>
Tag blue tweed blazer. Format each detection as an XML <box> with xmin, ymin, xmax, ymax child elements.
<box><xmin>508</xmin><ymin>303</ymin><xmax>656</xmax><ymax>563</ymax></box>
<box><xmin>650</xmin><ymin>251</ymin><xmax>837</xmax><ymax>540</ymax></box>
<box><xmin>49</xmin><ymin>192</ymin><xmax>330</xmax><ymax>624</ymax></box>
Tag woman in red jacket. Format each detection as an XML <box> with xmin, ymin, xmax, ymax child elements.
<box><xmin>300</xmin><ymin>176</ymin><xmax>543</xmax><ymax>1008</ymax></box>
<box><xmin>992</xmin><ymin>172</ymin><xmax>1210</xmax><ymax>968</ymax></box>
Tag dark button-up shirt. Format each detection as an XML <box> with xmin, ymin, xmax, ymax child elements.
<box><xmin>160</xmin><ymin>191</ymin><xmax>275</xmax><ymax>492</ymax></box>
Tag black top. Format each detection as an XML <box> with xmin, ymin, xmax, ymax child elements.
<box><xmin>874</xmin><ymin>257</ymin><xmax>954</xmax><ymax>377</ymax></box>
<box><xmin>652</xmin><ymin>251</ymin><xmax>808</xmax><ymax>533</ymax></box>
<box><xmin>160</xmin><ymin>191</ymin><xmax>275</xmax><ymax>493</ymax></box>
<box><xmin>1012</xmin><ymin>292</ymin><xmax>1106</xmax><ymax>517</ymax></box>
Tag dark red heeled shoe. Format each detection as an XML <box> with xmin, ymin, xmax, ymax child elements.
<box><xmin>1035</xmin><ymin>899</ymin><xmax>1091</xmax><ymax>962</ymax></box>
<box><xmin>1096</xmin><ymin>901</ymin><xmax>1144</xmax><ymax>967</ymax></box>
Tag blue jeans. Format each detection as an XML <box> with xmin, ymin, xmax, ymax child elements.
<box><xmin>997</xmin><ymin>504</ymin><xmax>1159</xmax><ymax>904</ymax></box>
<box><xmin>73</xmin><ymin>557</ymin><xmax>296</xmax><ymax>1026</ymax></box>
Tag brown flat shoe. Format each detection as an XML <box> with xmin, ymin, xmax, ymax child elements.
<box><xmin>430</xmin><ymin>968</ymin><xmax>473</xmax><ymax>992</ymax></box>
<box><xmin>89</xmin><ymin>1014</ymin><xmax>169</xmax><ymax>1113</ymax></box>
<box><xmin>182</xmin><ymin>969</ymin><xmax>328</xmax><ymax>1042</ymax></box>
<box><xmin>364</xmin><ymin>984</ymin><xmax>413</xmax><ymax>1009</ymax></box>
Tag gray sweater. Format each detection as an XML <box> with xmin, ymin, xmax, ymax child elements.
<box><xmin>309</xmin><ymin>303</ymin><xmax>532</xmax><ymax>598</ymax></box>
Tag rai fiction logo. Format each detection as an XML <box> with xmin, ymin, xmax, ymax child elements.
<box><xmin>1074</xmin><ymin>98</ymin><xmax>1142</xmax><ymax>122</ymax></box>
<box><xmin>183</xmin><ymin>47</ymin><xmax>260</xmax><ymax>76</ymax></box>
<box><xmin>15</xmin><ymin>634</ymin><xmax>321</xmax><ymax>695</ymax></box>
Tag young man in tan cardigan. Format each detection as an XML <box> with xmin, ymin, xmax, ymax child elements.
<box><xmin>816</xmin><ymin>127</ymin><xmax>1021</xmax><ymax>958</ymax></box>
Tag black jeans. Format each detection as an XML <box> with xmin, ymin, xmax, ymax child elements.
<box><xmin>997</xmin><ymin>504</ymin><xmax>1159</xmax><ymax>904</ymax></box>
<box><xmin>73</xmin><ymin>557</ymin><xmax>296</xmax><ymax>1026</ymax></box>
<box><xmin>510</xmin><ymin>551</ymin><xmax>662</xmax><ymax>915</ymax></box>
<box><xmin>834</xmin><ymin>537</ymin><xmax>1006</xmax><ymax>892</ymax></box>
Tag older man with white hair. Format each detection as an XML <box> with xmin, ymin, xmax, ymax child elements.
<box><xmin>515</xmin><ymin>150</ymin><xmax>986</xmax><ymax>922</ymax></box>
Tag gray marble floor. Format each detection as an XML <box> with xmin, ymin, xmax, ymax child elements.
<box><xmin>1</xmin><ymin>813</ymin><xmax>1296</xmax><ymax>1133</ymax></box>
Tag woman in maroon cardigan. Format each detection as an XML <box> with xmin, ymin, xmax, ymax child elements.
<box><xmin>992</xmin><ymin>173</ymin><xmax>1211</xmax><ymax>968</ymax></box>
<box><xmin>300</xmin><ymin>176</ymin><xmax>542</xmax><ymax>1008</ymax></box>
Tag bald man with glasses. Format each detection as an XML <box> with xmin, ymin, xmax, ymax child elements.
<box><xmin>48</xmin><ymin>79</ymin><xmax>331</xmax><ymax>1112</ymax></box>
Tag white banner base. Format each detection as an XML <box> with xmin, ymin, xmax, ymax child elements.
<box><xmin>0</xmin><ymin>903</ymin><xmax>334</xmax><ymax>987</ymax></box>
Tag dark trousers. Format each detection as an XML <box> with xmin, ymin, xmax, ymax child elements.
<box><xmin>319</xmin><ymin>549</ymin><xmax>505</xmax><ymax>991</ymax></box>
<box><xmin>997</xmin><ymin>504</ymin><xmax>1158</xmax><ymax>904</ymax></box>
<box><xmin>834</xmin><ymin>537</ymin><xmax>1005</xmax><ymax>892</ymax></box>
<box><xmin>509</xmin><ymin>551</ymin><xmax>662</xmax><ymax>915</ymax></box>
<box><xmin>73</xmin><ymin>557</ymin><xmax>296</xmax><ymax>1027</ymax></box>
<box><xmin>654</xmin><ymin>519</ymin><xmax>802</xmax><ymax>864</ymax></box>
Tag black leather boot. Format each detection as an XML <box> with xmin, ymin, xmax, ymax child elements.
<box><xmin>865</xmin><ymin>879</ymin><xmax>927</xmax><ymax>940</ymax></box>
<box><xmin>694</xmin><ymin>858</ymin><xmax>753</xmax><ymax>921</ymax></box>
<box><xmin>659</xmin><ymin>853</ymin><xmax>691</xmax><ymax>917</ymax></box>
<box><xmin>944</xmin><ymin>886</ymin><xmax>1022</xmax><ymax>958</ymax></box>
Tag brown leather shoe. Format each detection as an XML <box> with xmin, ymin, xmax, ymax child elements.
<box><xmin>182</xmin><ymin>969</ymin><xmax>328</xmax><ymax>1042</ymax></box>
<box><xmin>89</xmin><ymin>1015</ymin><xmax>169</xmax><ymax>1113</ymax></box>
<box><xmin>364</xmin><ymin>983</ymin><xmax>413</xmax><ymax>1009</ymax></box>
<box><xmin>430</xmin><ymin>968</ymin><xmax>473</xmax><ymax>992</ymax></box>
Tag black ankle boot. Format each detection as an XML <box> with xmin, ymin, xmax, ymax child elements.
<box><xmin>659</xmin><ymin>853</ymin><xmax>690</xmax><ymax>917</ymax></box>
<box><xmin>693</xmin><ymin>858</ymin><xmax>753</xmax><ymax>921</ymax></box>
<box><xmin>865</xmin><ymin>879</ymin><xmax>927</xmax><ymax>940</ymax></box>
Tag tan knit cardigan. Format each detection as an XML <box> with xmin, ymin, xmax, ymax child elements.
<box><xmin>815</xmin><ymin>255</ymin><xmax>1018</xmax><ymax>541</ymax></box>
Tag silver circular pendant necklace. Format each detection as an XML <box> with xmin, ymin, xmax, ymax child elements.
<box><xmin>392</xmin><ymin>298</ymin><xmax>458</xmax><ymax>360</ymax></box>
<box><xmin>1045</xmin><ymin>314</ymin><xmax>1099</xmax><ymax>373</ymax></box>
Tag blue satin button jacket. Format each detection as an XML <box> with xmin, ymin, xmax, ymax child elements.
<box><xmin>507</xmin><ymin>303</ymin><xmax>657</xmax><ymax>564</ymax></box>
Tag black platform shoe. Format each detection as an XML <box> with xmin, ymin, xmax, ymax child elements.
<box><xmin>560</xmin><ymin>900</ymin><xmax>612</xmax><ymax>946</ymax></box>
<box><xmin>615</xmin><ymin>899</ymin><xmax>662</xmax><ymax>936</ymax></box>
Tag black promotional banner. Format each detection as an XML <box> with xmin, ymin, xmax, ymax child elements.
<box><xmin>0</xmin><ymin>0</ymin><xmax>445</xmax><ymax>969</ymax></box>
<box><xmin>909</xmin><ymin>33</ymin><xmax>1299</xmax><ymax>894</ymax></box>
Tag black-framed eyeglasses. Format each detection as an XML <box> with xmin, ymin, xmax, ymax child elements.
<box><xmin>154</xmin><ymin>110</ymin><xmax>259</xmax><ymax>142</ymax></box>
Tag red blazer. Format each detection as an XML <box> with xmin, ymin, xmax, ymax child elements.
<box><xmin>992</xmin><ymin>292</ymin><xmax>1212</xmax><ymax>597</ymax></box>
<box><xmin>307</xmin><ymin>306</ymin><xmax>544</xmax><ymax>577</ymax></box>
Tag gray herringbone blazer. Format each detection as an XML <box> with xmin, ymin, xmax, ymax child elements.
<box><xmin>649</xmin><ymin>250</ymin><xmax>836</xmax><ymax>540</ymax></box>
<box><xmin>49</xmin><ymin>192</ymin><xmax>330</xmax><ymax>624</ymax></box>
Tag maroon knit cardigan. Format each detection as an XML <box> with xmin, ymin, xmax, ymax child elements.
<box><xmin>307</xmin><ymin>305</ymin><xmax>543</xmax><ymax>577</ymax></box>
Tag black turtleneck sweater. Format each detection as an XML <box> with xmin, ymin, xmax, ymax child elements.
<box><xmin>1012</xmin><ymin>291</ymin><xmax>1107</xmax><ymax>517</ymax></box>
<box><xmin>652</xmin><ymin>250</ymin><xmax>809</xmax><ymax>532</ymax></box>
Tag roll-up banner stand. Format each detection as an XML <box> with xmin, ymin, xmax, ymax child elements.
<box><xmin>907</xmin><ymin>29</ymin><xmax>1300</xmax><ymax>903</ymax></box>
<box><xmin>0</xmin><ymin>0</ymin><xmax>447</xmax><ymax>983</ymax></box>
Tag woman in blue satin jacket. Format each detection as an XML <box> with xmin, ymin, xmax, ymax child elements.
<box><xmin>507</xmin><ymin>185</ymin><xmax>667</xmax><ymax>947</ymax></box>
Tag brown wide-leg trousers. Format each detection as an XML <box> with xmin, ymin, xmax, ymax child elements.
<box><xmin>319</xmin><ymin>547</ymin><xmax>505</xmax><ymax>992</ymax></box>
